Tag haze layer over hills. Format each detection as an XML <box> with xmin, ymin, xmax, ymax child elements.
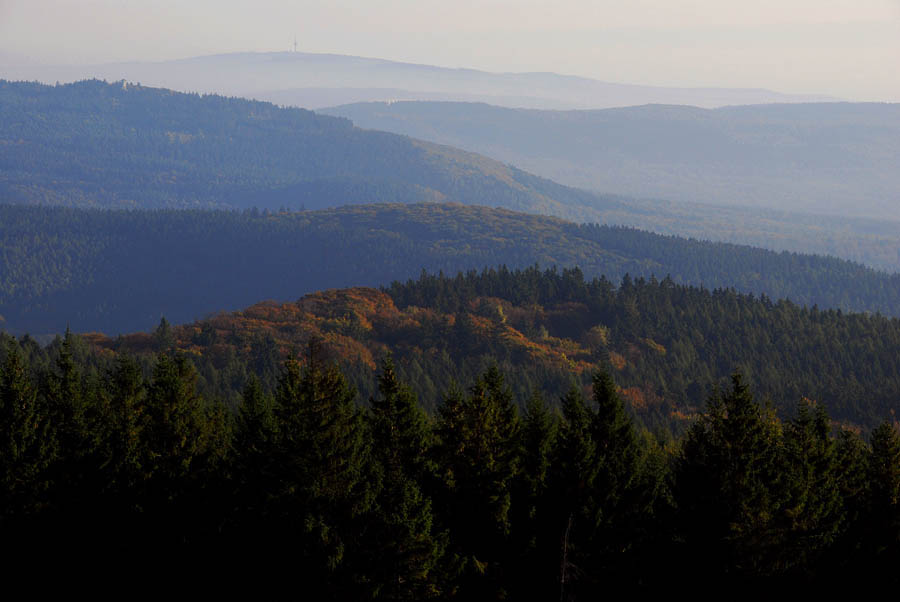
<box><xmin>0</xmin><ymin>51</ymin><xmax>836</xmax><ymax>111</ymax></box>
<box><xmin>324</xmin><ymin>101</ymin><xmax>900</xmax><ymax>221</ymax></box>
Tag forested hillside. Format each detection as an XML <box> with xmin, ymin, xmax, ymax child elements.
<box><xmin>72</xmin><ymin>266</ymin><xmax>900</xmax><ymax>432</ymax></box>
<box><xmin>0</xmin><ymin>79</ymin><xmax>618</xmax><ymax>217</ymax></box>
<box><xmin>2</xmin><ymin>270</ymin><xmax>898</xmax><ymax>588</ymax></box>
<box><xmin>325</xmin><ymin>100</ymin><xmax>900</xmax><ymax>271</ymax></box>
<box><xmin>5</xmin><ymin>79</ymin><xmax>900</xmax><ymax>271</ymax></box>
<box><xmin>5</xmin><ymin>12</ymin><xmax>898</xmax><ymax>591</ymax></box>
<box><xmin>4</xmin><ymin>203</ymin><xmax>900</xmax><ymax>335</ymax></box>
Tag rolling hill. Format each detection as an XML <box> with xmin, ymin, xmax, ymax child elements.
<box><xmin>0</xmin><ymin>79</ymin><xmax>617</xmax><ymax>217</ymax></box>
<box><xmin>5</xmin><ymin>266</ymin><xmax>899</xmax><ymax>582</ymax></box>
<box><xmin>323</xmin><ymin>100</ymin><xmax>900</xmax><ymax>221</ymax></box>
<box><xmin>80</xmin><ymin>266</ymin><xmax>900</xmax><ymax>431</ymax></box>
<box><xmin>3</xmin><ymin>202</ymin><xmax>900</xmax><ymax>336</ymax></box>
<box><xmin>3</xmin><ymin>78</ymin><xmax>900</xmax><ymax>272</ymax></box>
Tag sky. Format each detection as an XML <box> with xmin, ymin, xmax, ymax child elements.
<box><xmin>1</xmin><ymin>0</ymin><xmax>899</xmax><ymax>100</ymax></box>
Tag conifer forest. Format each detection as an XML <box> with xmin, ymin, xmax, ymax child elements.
<box><xmin>2</xmin><ymin>34</ymin><xmax>900</xmax><ymax>594</ymax></box>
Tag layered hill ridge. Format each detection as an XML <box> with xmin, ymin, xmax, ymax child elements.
<box><xmin>3</xmin><ymin>78</ymin><xmax>899</xmax><ymax>271</ymax></box>
<box><xmin>323</xmin><ymin>100</ymin><xmax>900</xmax><ymax>221</ymax></box>
<box><xmin>84</xmin><ymin>268</ymin><xmax>900</xmax><ymax>431</ymax></box>
<box><xmin>4</xmin><ymin>202</ymin><xmax>900</xmax><ymax>337</ymax></box>
<box><xmin>0</xmin><ymin>79</ymin><xmax>615</xmax><ymax>217</ymax></box>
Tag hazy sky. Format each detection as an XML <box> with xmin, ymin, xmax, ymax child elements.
<box><xmin>2</xmin><ymin>0</ymin><xmax>899</xmax><ymax>100</ymax></box>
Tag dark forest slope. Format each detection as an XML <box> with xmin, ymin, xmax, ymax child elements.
<box><xmin>4</xmin><ymin>272</ymin><xmax>899</xmax><ymax>585</ymax></box>
<box><xmin>3</xmin><ymin>203</ymin><xmax>900</xmax><ymax>335</ymax></box>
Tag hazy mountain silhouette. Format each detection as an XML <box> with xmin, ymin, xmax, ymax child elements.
<box><xmin>324</xmin><ymin>100</ymin><xmax>900</xmax><ymax>220</ymax></box>
<box><xmin>0</xmin><ymin>51</ymin><xmax>837</xmax><ymax>110</ymax></box>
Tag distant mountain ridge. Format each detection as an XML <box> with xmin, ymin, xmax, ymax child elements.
<box><xmin>3</xmin><ymin>78</ymin><xmax>900</xmax><ymax>272</ymax></box>
<box><xmin>0</xmin><ymin>50</ymin><xmax>837</xmax><ymax>110</ymax></box>
<box><xmin>322</xmin><ymin>100</ymin><xmax>900</xmax><ymax>220</ymax></box>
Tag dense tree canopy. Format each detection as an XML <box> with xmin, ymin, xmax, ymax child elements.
<box><xmin>3</xmin><ymin>203</ymin><xmax>900</xmax><ymax>335</ymax></box>
<box><xmin>0</xmin><ymin>335</ymin><xmax>897</xmax><ymax>589</ymax></box>
<box><xmin>0</xmin><ymin>79</ymin><xmax>612</xmax><ymax>217</ymax></box>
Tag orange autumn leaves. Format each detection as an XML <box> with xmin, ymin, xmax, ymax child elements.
<box><xmin>88</xmin><ymin>286</ymin><xmax>668</xmax><ymax>417</ymax></box>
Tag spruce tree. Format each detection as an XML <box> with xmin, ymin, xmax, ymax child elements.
<box><xmin>99</xmin><ymin>354</ymin><xmax>146</xmax><ymax>511</ymax></box>
<box><xmin>234</xmin><ymin>374</ymin><xmax>272</xmax><ymax>438</ymax></box>
<box><xmin>434</xmin><ymin>365</ymin><xmax>520</xmax><ymax>599</ymax></box>
<box><xmin>140</xmin><ymin>352</ymin><xmax>225</xmax><ymax>541</ymax></box>
<box><xmin>550</xmin><ymin>384</ymin><xmax>597</xmax><ymax>602</ymax></box>
<box><xmin>367</xmin><ymin>356</ymin><xmax>444</xmax><ymax>600</ymax></box>
<box><xmin>270</xmin><ymin>349</ymin><xmax>374</xmax><ymax>595</ymax></box>
<box><xmin>154</xmin><ymin>316</ymin><xmax>175</xmax><ymax>351</ymax></box>
<box><xmin>143</xmin><ymin>353</ymin><xmax>213</xmax><ymax>487</ymax></box>
<box><xmin>674</xmin><ymin>373</ymin><xmax>785</xmax><ymax>579</ymax></box>
<box><xmin>44</xmin><ymin>329</ymin><xmax>92</xmax><ymax>513</ymax></box>
<box><xmin>589</xmin><ymin>370</ymin><xmax>639</xmax><ymax>539</ymax></box>
<box><xmin>0</xmin><ymin>341</ymin><xmax>53</xmax><ymax>526</ymax></box>
<box><xmin>233</xmin><ymin>374</ymin><xmax>276</xmax><ymax>479</ymax></box>
<box><xmin>549</xmin><ymin>371</ymin><xmax>646</xmax><ymax>598</ymax></box>
<box><xmin>778</xmin><ymin>398</ymin><xmax>843</xmax><ymax>574</ymax></box>
<box><xmin>510</xmin><ymin>391</ymin><xmax>559</xmax><ymax>600</ymax></box>
<box><xmin>516</xmin><ymin>391</ymin><xmax>557</xmax><ymax>541</ymax></box>
<box><xmin>865</xmin><ymin>420</ymin><xmax>900</xmax><ymax>569</ymax></box>
<box><xmin>820</xmin><ymin>427</ymin><xmax>873</xmax><ymax>578</ymax></box>
<box><xmin>228</xmin><ymin>374</ymin><xmax>277</xmax><ymax>539</ymax></box>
